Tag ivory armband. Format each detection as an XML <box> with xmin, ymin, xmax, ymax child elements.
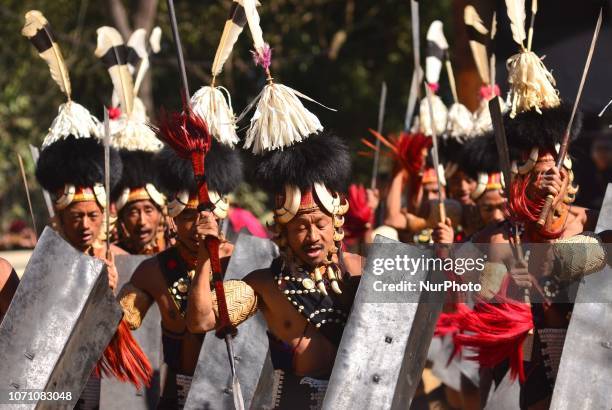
<box><xmin>118</xmin><ymin>283</ymin><xmax>154</xmax><ymax>330</ymax></box>
<box><xmin>211</xmin><ymin>280</ymin><xmax>258</xmax><ymax>327</ymax></box>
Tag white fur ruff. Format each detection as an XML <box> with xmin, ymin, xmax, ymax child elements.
<box><xmin>417</xmin><ymin>94</ymin><xmax>448</xmax><ymax>137</ymax></box>
<box><xmin>446</xmin><ymin>103</ymin><xmax>474</xmax><ymax>140</ymax></box>
<box><xmin>42</xmin><ymin>101</ymin><xmax>101</xmax><ymax>148</ymax></box>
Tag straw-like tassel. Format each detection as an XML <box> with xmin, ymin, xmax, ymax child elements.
<box><xmin>191</xmin><ymin>86</ymin><xmax>239</xmax><ymax>147</ymax></box>
<box><xmin>241</xmin><ymin>83</ymin><xmax>326</xmax><ymax>154</ymax></box>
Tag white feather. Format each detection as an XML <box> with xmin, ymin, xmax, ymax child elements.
<box><xmin>211</xmin><ymin>3</ymin><xmax>245</xmax><ymax>77</ymax></box>
<box><xmin>427</xmin><ymin>20</ymin><xmax>449</xmax><ymax>49</ymax></box>
<box><xmin>149</xmin><ymin>27</ymin><xmax>162</xmax><ymax>53</ymax></box>
<box><xmin>425</xmin><ymin>21</ymin><xmax>448</xmax><ymax>84</ymax></box>
<box><xmin>22</xmin><ymin>10</ymin><xmax>72</xmax><ymax>98</ymax></box>
<box><xmin>242</xmin><ymin>0</ymin><xmax>265</xmax><ymax>54</ymax></box>
<box><xmin>505</xmin><ymin>0</ymin><xmax>526</xmax><ymax>46</ymax></box>
<box><xmin>95</xmin><ymin>26</ymin><xmax>135</xmax><ymax>115</ymax></box>
<box><xmin>127</xmin><ymin>28</ymin><xmax>147</xmax><ymax>74</ymax></box>
<box><xmin>464</xmin><ymin>6</ymin><xmax>491</xmax><ymax>84</ymax></box>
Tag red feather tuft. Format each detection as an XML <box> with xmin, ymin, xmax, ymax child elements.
<box><xmin>344</xmin><ymin>184</ymin><xmax>374</xmax><ymax>242</ymax></box>
<box><xmin>396</xmin><ymin>132</ymin><xmax>432</xmax><ymax>176</ymax></box>
<box><xmin>156</xmin><ymin>107</ymin><xmax>213</xmax><ymax>204</ymax></box>
<box><xmin>453</xmin><ymin>296</ymin><xmax>533</xmax><ymax>382</ymax></box>
<box><xmin>155</xmin><ymin>107</ymin><xmax>212</xmax><ymax>161</ymax></box>
<box><xmin>96</xmin><ymin>320</ymin><xmax>153</xmax><ymax>390</ymax></box>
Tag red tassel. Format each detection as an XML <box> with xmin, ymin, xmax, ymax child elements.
<box><xmin>435</xmin><ymin>302</ymin><xmax>471</xmax><ymax>338</ymax></box>
<box><xmin>96</xmin><ymin>320</ymin><xmax>153</xmax><ymax>390</ymax></box>
<box><xmin>453</xmin><ymin>297</ymin><xmax>533</xmax><ymax>382</ymax></box>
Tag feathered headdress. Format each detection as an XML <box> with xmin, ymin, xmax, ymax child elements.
<box><xmin>252</xmin><ymin>131</ymin><xmax>350</xmax><ymax>295</ymax></box>
<box><xmin>23</xmin><ymin>10</ymin><xmax>118</xmax><ymax>210</ymax></box>
<box><xmin>36</xmin><ymin>136</ymin><xmax>123</xmax><ymax>210</ymax></box>
<box><xmin>95</xmin><ymin>26</ymin><xmax>162</xmax><ymax>153</ymax></box>
<box><xmin>155</xmin><ymin>140</ymin><xmax>243</xmax><ymax>218</ymax></box>
<box><xmin>415</xmin><ymin>21</ymin><xmax>448</xmax><ymax>137</ymax></box>
<box><xmin>504</xmin><ymin>0</ymin><xmax>560</xmax><ymax>118</ymax></box>
<box><xmin>501</xmin><ymin>0</ymin><xmax>579</xmax><ymax>172</ymax></box>
<box><xmin>240</xmin><ymin>0</ymin><xmax>333</xmax><ymax>154</ymax></box>
<box><xmin>96</xmin><ymin>26</ymin><xmax>165</xmax><ymax>212</ymax></box>
<box><xmin>22</xmin><ymin>10</ymin><xmax>100</xmax><ymax>147</ymax></box>
<box><xmin>459</xmin><ymin>134</ymin><xmax>505</xmax><ymax>199</ymax></box>
<box><xmin>190</xmin><ymin>0</ymin><xmax>247</xmax><ymax>147</ymax></box>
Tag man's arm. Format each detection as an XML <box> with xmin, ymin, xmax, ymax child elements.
<box><xmin>186</xmin><ymin>210</ymin><xmax>259</xmax><ymax>334</ymax></box>
<box><xmin>117</xmin><ymin>258</ymin><xmax>156</xmax><ymax>330</ymax></box>
<box><xmin>186</xmin><ymin>244</ymin><xmax>217</xmax><ymax>333</ymax></box>
<box><xmin>384</xmin><ymin>170</ymin><xmax>409</xmax><ymax>229</ymax></box>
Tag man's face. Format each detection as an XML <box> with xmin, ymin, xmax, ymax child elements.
<box><xmin>60</xmin><ymin>201</ymin><xmax>104</xmax><ymax>251</ymax></box>
<box><xmin>285</xmin><ymin>209</ymin><xmax>335</xmax><ymax>267</ymax></box>
<box><xmin>423</xmin><ymin>182</ymin><xmax>440</xmax><ymax>201</ymax></box>
<box><xmin>477</xmin><ymin>190</ymin><xmax>506</xmax><ymax>225</ymax></box>
<box><xmin>448</xmin><ymin>170</ymin><xmax>477</xmax><ymax>206</ymax></box>
<box><xmin>173</xmin><ymin>208</ymin><xmax>200</xmax><ymax>253</ymax></box>
<box><xmin>120</xmin><ymin>200</ymin><xmax>162</xmax><ymax>250</ymax></box>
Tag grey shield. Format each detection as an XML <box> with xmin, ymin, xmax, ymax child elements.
<box><xmin>0</xmin><ymin>227</ymin><xmax>123</xmax><ymax>410</ymax></box>
<box><xmin>100</xmin><ymin>255</ymin><xmax>163</xmax><ymax>410</ymax></box>
<box><xmin>184</xmin><ymin>234</ymin><xmax>278</xmax><ymax>410</ymax></box>
<box><xmin>322</xmin><ymin>235</ymin><xmax>445</xmax><ymax>410</ymax></box>
<box><xmin>550</xmin><ymin>183</ymin><xmax>612</xmax><ymax>409</ymax></box>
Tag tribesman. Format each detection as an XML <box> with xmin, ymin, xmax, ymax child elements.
<box><xmin>22</xmin><ymin>11</ymin><xmax>157</xmax><ymax>407</ymax></box>
<box><xmin>25</xmin><ymin>11</ymin><xmax>126</xmax><ymax>287</ymax></box>
<box><xmin>0</xmin><ymin>257</ymin><xmax>19</xmax><ymax>322</ymax></box>
<box><xmin>453</xmin><ymin>6</ymin><xmax>611</xmax><ymax>409</ymax></box>
<box><xmin>184</xmin><ymin>1</ymin><xmax>370</xmax><ymax>404</ymax></box>
<box><xmin>93</xmin><ymin>26</ymin><xmax>168</xmax><ymax>256</ymax></box>
<box><xmin>115</xmin><ymin>140</ymin><xmax>242</xmax><ymax>406</ymax></box>
<box><xmin>113</xmin><ymin>2</ymin><xmax>248</xmax><ymax>404</ymax></box>
<box><xmin>459</xmin><ymin>133</ymin><xmax>507</xmax><ymax>236</ymax></box>
<box><xmin>187</xmin><ymin>131</ymin><xmax>365</xmax><ymax>408</ymax></box>
<box><xmin>379</xmin><ymin>20</ymin><xmax>464</xmax><ymax>244</ymax></box>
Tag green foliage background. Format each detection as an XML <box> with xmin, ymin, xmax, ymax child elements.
<box><xmin>0</xmin><ymin>0</ymin><xmax>451</xmax><ymax>229</ymax></box>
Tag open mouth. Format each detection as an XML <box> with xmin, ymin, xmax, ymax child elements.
<box><xmin>460</xmin><ymin>193</ymin><xmax>471</xmax><ymax>203</ymax></box>
<box><xmin>135</xmin><ymin>229</ymin><xmax>152</xmax><ymax>240</ymax></box>
<box><xmin>303</xmin><ymin>244</ymin><xmax>324</xmax><ymax>259</ymax></box>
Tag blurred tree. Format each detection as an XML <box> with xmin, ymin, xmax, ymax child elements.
<box><xmin>0</xmin><ymin>0</ymin><xmax>452</xmax><ymax>229</ymax></box>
